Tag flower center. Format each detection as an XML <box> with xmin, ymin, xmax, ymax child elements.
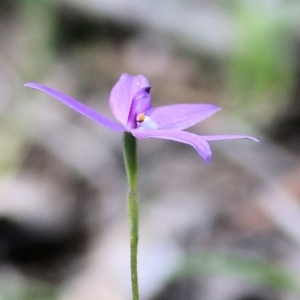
<box><xmin>136</xmin><ymin>113</ymin><xmax>158</xmax><ymax>130</ymax></box>
<box><xmin>136</xmin><ymin>113</ymin><xmax>146</xmax><ymax>123</ymax></box>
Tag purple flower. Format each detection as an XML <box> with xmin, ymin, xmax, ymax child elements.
<box><xmin>24</xmin><ymin>73</ymin><xmax>258</xmax><ymax>163</ymax></box>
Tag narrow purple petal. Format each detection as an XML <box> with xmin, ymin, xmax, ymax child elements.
<box><xmin>131</xmin><ymin>129</ymin><xmax>212</xmax><ymax>163</ymax></box>
<box><xmin>127</xmin><ymin>87</ymin><xmax>151</xmax><ymax>130</ymax></box>
<box><xmin>147</xmin><ymin>104</ymin><xmax>221</xmax><ymax>130</ymax></box>
<box><xmin>109</xmin><ymin>74</ymin><xmax>150</xmax><ymax>126</ymax></box>
<box><xmin>24</xmin><ymin>83</ymin><xmax>125</xmax><ymax>132</ymax></box>
<box><xmin>202</xmin><ymin>135</ymin><xmax>259</xmax><ymax>142</ymax></box>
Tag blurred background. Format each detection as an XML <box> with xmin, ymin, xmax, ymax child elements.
<box><xmin>1</xmin><ymin>0</ymin><xmax>300</xmax><ymax>299</ymax></box>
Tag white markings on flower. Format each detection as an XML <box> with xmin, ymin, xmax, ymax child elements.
<box><xmin>136</xmin><ymin>113</ymin><xmax>158</xmax><ymax>130</ymax></box>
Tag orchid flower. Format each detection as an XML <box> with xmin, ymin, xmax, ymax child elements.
<box><xmin>25</xmin><ymin>73</ymin><xmax>257</xmax><ymax>163</ymax></box>
<box><xmin>24</xmin><ymin>73</ymin><xmax>258</xmax><ymax>300</ymax></box>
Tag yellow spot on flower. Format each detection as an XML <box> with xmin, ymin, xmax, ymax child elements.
<box><xmin>137</xmin><ymin>113</ymin><xmax>145</xmax><ymax>123</ymax></box>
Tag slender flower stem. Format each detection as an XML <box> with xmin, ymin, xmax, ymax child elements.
<box><xmin>123</xmin><ymin>132</ymin><xmax>139</xmax><ymax>300</ymax></box>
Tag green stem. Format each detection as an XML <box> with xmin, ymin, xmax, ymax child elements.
<box><xmin>123</xmin><ymin>132</ymin><xmax>139</xmax><ymax>300</ymax></box>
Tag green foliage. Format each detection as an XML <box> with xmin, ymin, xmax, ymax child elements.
<box><xmin>0</xmin><ymin>278</ymin><xmax>57</xmax><ymax>300</ymax></box>
<box><xmin>226</xmin><ymin>1</ymin><xmax>294</xmax><ymax>117</ymax></box>
<box><xmin>177</xmin><ymin>252</ymin><xmax>300</xmax><ymax>293</ymax></box>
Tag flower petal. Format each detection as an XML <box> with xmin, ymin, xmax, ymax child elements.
<box><xmin>202</xmin><ymin>135</ymin><xmax>259</xmax><ymax>142</ymax></box>
<box><xmin>24</xmin><ymin>83</ymin><xmax>125</xmax><ymax>132</ymax></box>
<box><xmin>109</xmin><ymin>74</ymin><xmax>150</xmax><ymax>126</ymax></box>
<box><xmin>147</xmin><ymin>104</ymin><xmax>221</xmax><ymax>130</ymax></box>
<box><xmin>127</xmin><ymin>87</ymin><xmax>151</xmax><ymax>129</ymax></box>
<box><xmin>131</xmin><ymin>129</ymin><xmax>212</xmax><ymax>163</ymax></box>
